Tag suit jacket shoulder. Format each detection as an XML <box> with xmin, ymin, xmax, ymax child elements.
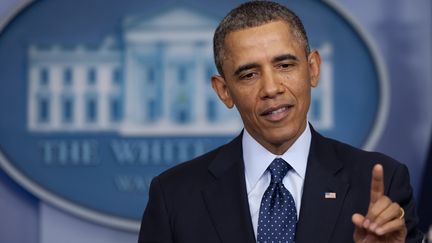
<box><xmin>138</xmin><ymin>134</ymin><xmax>256</xmax><ymax>243</ymax></box>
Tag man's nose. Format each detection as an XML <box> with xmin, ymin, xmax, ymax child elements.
<box><xmin>260</xmin><ymin>70</ymin><xmax>284</xmax><ymax>99</ymax></box>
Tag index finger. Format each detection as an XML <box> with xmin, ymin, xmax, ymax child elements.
<box><xmin>370</xmin><ymin>164</ymin><xmax>384</xmax><ymax>205</ymax></box>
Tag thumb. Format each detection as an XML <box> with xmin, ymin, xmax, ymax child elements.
<box><xmin>352</xmin><ymin>213</ymin><xmax>368</xmax><ymax>243</ymax></box>
<box><xmin>352</xmin><ymin>213</ymin><xmax>366</xmax><ymax>229</ymax></box>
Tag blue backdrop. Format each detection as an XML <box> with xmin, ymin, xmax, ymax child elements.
<box><xmin>0</xmin><ymin>0</ymin><xmax>431</xmax><ymax>242</ymax></box>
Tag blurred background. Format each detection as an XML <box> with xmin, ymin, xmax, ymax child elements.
<box><xmin>0</xmin><ymin>0</ymin><xmax>431</xmax><ymax>242</ymax></box>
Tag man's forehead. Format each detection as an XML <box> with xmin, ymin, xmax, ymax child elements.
<box><xmin>223</xmin><ymin>22</ymin><xmax>301</xmax><ymax>56</ymax></box>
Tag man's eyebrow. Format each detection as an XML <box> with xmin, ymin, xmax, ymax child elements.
<box><xmin>272</xmin><ymin>54</ymin><xmax>298</xmax><ymax>63</ymax></box>
<box><xmin>233</xmin><ymin>63</ymin><xmax>260</xmax><ymax>76</ymax></box>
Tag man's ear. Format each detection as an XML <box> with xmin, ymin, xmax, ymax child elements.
<box><xmin>308</xmin><ymin>50</ymin><xmax>321</xmax><ymax>88</ymax></box>
<box><xmin>211</xmin><ymin>75</ymin><xmax>234</xmax><ymax>109</ymax></box>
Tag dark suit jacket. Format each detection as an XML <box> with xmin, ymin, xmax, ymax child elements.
<box><xmin>138</xmin><ymin>128</ymin><xmax>423</xmax><ymax>242</ymax></box>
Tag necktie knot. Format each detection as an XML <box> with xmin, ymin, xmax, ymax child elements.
<box><xmin>268</xmin><ymin>158</ymin><xmax>291</xmax><ymax>184</ymax></box>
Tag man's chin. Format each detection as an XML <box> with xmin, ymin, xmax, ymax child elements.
<box><xmin>264</xmin><ymin>126</ymin><xmax>304</xmax><ymax>145</ymax></box>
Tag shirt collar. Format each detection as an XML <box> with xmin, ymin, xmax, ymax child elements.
<box><xmin>242</xmin><ymin>123</ymin><xmax>311</xmax><ymax>192</ymax></box>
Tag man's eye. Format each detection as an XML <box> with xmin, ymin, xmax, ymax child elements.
<box><xmin>240</xmin><ymin>72</ymin><xmax>256</xmax><ymax>79</ymax></box>
<box><xmin>278</xmin><ymin>63</ymin><xmax>293</xmax><ymax>69</ymax></box>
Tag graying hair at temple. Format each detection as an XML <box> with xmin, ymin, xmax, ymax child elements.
<box><xmin>213</xmin><ymin>0</ymin><xmax>311</xmax><ymax>77</ymax></box>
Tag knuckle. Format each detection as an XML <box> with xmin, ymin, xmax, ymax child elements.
<box><xmin>367</xmin><ymin>209</ymin><xmax>378</xmax><ymax>219</ymax></box>
<box><xmin>382</xmin><ymin>196</ymin><xmax>391</xmax><ymax>204</ymax></box>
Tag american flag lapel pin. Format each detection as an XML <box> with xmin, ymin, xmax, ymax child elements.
<box><xmin>325</xmin><ymin>192</ymin><xmax>337</xmax><ymax>199</ymax></box>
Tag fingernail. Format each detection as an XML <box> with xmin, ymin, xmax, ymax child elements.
<box><xmin>376</xmin><ymin>227</ymin><xmax>383</xmax><ymax>235</ymax></box>
<box><xmin>369</xmin><ymin>222</ymin><xmax>377</xmax><ymax>231</ymax></box>
<box><xmin>363</xmin><ymin>219</ymin><xmax>370</xmax><ymax>228</ymax></box>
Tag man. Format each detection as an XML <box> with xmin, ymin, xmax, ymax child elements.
<box><xmin>138</xmin><ymin>1</ymin><xmax>423</xmax><ymax>242</ymax></box>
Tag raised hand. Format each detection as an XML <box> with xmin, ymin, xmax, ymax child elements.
<box><xmin>352</xmin><ymin>164</ymin><xmax>407</xmax><ymax>242</ymax></box>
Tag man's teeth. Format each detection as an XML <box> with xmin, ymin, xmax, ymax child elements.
<box><xmin>269</xmin><ymin>106</ymin><xmax>287</xmax><ymax>115</ymax></box>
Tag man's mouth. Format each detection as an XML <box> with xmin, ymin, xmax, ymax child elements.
<box><xmin>261</xmin><ymin>105</ymin><xmax>293</xmax><ymax>121</ymax></box>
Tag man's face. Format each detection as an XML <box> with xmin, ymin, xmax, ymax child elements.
<box><xmin>212</xmin><ymin>21</ymin><xmax>321</xmax><ymax>155</ymax></box>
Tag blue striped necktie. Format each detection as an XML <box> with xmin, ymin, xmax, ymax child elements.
<box><xmin>257</xmin><ymin>158</ymin><xmax>297</xmax><ymax>243</ymax></box>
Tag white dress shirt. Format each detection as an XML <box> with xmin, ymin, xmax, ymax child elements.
<box><xmin>242</xmin><ymin>123</ymin><xmax>311</xmax><ymax>238</ymax></box>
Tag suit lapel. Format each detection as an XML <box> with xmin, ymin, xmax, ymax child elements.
<box><xmin>295</xmin><ymin>128</ymin><xmax>350</xmax><ymax>243</ymax></box>
<box><xmin>202</xmin><ymin>134</ymin><xmax>256</xmax><ymax>243</ymax></box>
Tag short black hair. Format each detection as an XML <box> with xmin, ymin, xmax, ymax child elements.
<box><xmin>213</xmin><ymin>1</ymin><xmax>310</xmax><ymax>76</ymax></box>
